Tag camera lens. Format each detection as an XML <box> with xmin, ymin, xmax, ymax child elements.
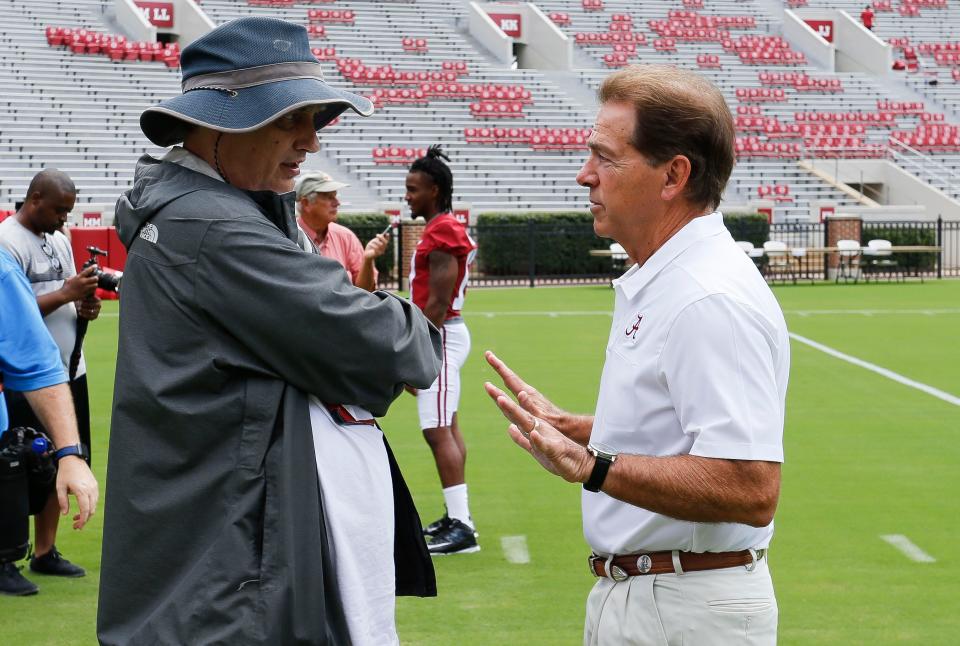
<box><xmin>97</xmin><ymin>272</ymin><xmax>121</xmax><ymax>293</ymax></box>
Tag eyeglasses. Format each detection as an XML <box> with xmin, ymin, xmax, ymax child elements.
<box><xmin>40</xmin><ymin>235</ymin><xmax>63</xmax><ymax>275</ymax></box>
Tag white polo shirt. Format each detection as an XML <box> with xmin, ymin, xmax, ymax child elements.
<box><xmin>583</xmin><ymin>212</ymin><xmax>789</xmax><ymax>555</ymax></box>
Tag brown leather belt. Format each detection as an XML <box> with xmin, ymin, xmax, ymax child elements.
<box><xmin>589</xmin><ymin>549</ymin><xmax>764</xmax><ymax>581</ymax></box>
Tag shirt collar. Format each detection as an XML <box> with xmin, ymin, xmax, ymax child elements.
<box><xmin>162</xmin><ymin>146</ymin><xmax>223</xmax><ymax>182</ymax></box>
<box><xmin>297</xmin><ymin>217</ymin><xmax>326</xmax><ymax>244</ymax></box>
<box><xmin>613</xmin><ymin>211</ymin><xmax>727</xmax><ymax>300</ymax></box>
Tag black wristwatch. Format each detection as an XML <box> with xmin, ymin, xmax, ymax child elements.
<box><xmin>53</xmin><ymin>443</ymin><xmax>88</xmax><ymax>463</ymax></box>
<box><xmin>584</xmin><ymin>443</ymin><xmax>618</xmax><ymax>492</ymax></box>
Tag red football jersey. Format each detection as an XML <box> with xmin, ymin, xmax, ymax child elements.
<box><xmin>409</xmin><ymin>213</ymin><xmax>477</xmax><ymax>320</ymax></box>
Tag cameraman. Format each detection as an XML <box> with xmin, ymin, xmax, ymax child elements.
<box><xmin>0</xmin><ymin>169</ymin><xmax>99</xmax><ymax>583</ymax></box>
<box><xmin>0</xmin><ymin>247</ymin><xmax>98</xmax><ymax>595</ymax></box>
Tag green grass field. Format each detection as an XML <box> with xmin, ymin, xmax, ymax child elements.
<box><xmin>3</xmin><ymin>281</ymin><xmax>958</xmax><ymax>645</ymax></box>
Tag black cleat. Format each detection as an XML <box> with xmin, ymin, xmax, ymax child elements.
<box><xmin>422</xmin><ymin>514</ymin><xmax>452</xmax><ymax>538</ymax></box>
<box><xmin>30</xmin><ymin>546</ymin><xmax>85</xmax><ymax>578</ymax></box>
<box><xmin>427</xmin><ymin>518</ymin><xmax>480</xmax><ymax>556</ymax></box>
<box><xmin>0</xmin><ymin>561</ymin><xmax>39</xmax><ymax>596</ymax></box>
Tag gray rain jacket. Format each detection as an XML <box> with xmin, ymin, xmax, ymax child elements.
<box><xmin>98</xmin><ymin>156</ymin><xmax>441</xmax><ymax>645</ymax></box>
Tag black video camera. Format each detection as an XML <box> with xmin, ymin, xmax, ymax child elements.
<box><xmin>82</xmin><ymin>246</ymin><xmax>122</xmax><ymax>293</ymax></box>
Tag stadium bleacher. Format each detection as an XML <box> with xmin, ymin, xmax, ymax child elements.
<box><xmin>0</xmin><ymin>0</ymin><xmax>957</xmax><ymax>220</ymax></box>
<box><xmin>546</xmin><ymin>0</ymin><xmax>960</xmax><ymax>214</ymax></box>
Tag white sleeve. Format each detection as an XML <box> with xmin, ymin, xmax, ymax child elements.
<box><xmin>658</xmin><ymin>294</ymin><xmax>785</xmax><ymax>462</ymax></box>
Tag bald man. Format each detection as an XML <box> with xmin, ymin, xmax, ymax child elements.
<box><xmin>0</xmin><ymin>169</ymin><xmax>100</xmax><ymax>582</ymax></box>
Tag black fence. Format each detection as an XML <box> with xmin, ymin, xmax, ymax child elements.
<box><xmin>729</xmin><ymin>219</ymin><xmax>956</xmax><ymax>283</ymax></box>
<box><xmin>469</xmin><ymin>220</ymin><xmax>612</xmax><ymax>287</ymax></box>
<box><xmin>762</xmin><ymin>221</ymin><xmax>827</xmax><ymax>284</ymax></box>
<box><xmin>941</xmin><ymin>218</ymin><xmax>960</xmax><ymax>278</ymax></box>
<box><xmin>353</xmin><ymin>219</ymin><xmax>616</xmax><ymax>290</ymax></box>
<box><xmin>351</xmin><ymin>218</ymin><xmax>958</xmax><ymax>290</ymax></box>
<box><xmin>861</xmin><ymin>220</ymin><xmax>939</xmax><ymax>279</ymax></box>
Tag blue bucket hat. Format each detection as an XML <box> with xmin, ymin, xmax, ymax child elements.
<box><xmin>140</xmin><ymin>17</ymin><xmax>373</xmax><ymax>147</ymax></box>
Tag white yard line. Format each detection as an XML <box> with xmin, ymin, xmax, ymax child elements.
<box><xmin>501</xmin><ymin>535</ymin><xmax>531</xmax><ymax>564</ymax></box>
<box><xmin>788</xmin><ymin>308</ymin><xmax>960</xmax><ymax>317</ymax></box>
<box><xmin>789</xmin><ymin>333</ymin><xmax>960</xmax><ymax>407</ymax></box>
<box><xmin>880</xmin><ymin>534</ymin><xmax>937</xmax><ymax>563</ymax></box>
<box><xmin>103</xmin><ymin>308</ymin><xmax>959</xmax><ymax>319</ymax></box>
<box><xmin>471</xmin><ymin>311</ymin><xmax>612</xmax><ymax>317</ymax></box>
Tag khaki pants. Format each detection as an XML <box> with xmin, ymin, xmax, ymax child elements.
<box><xmin>584</xmin><ymin>557</ymin><xmax>777</xmax><ymax>645</ymax></box>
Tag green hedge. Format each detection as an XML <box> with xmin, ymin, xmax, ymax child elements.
<box><xmin>470</xmin><ymin>211</ymin><xmax>768</xmax><ymax>276</ymax></box>
<box><xmin>338</xmin><ymin>210</ymin><xmax>771</xmax><ymax>279</ymax></box>
<box><xmin>474</xmin><ymin>212</ymin><xmax>610</xmax><ymax>276</ymax></box>
<box><xmin>861</xmin><ymin>224</ymin><xmax>937</xmax><ymax>271</ymax></box>
<box><xmin>722</xmin><ymin>212</ymin><xmax>768</xmax><ymax>247</ymax></box>
<box><xmin>336</xmin><ymin>213</ymin><xmax>394</xmax><ymax>277</ymax></box>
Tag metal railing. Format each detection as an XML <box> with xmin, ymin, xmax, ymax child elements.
<box><xmin>356</xmin><ymin>218</ymin><xmax>956</xmax><ymax>290</ymax></box>
<box><xmin>888</xmin><ymin>139</ymin><xmax>960</xmax><ymax>200</ymax></box>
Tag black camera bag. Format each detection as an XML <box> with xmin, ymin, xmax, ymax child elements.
<box><xmin>0</xmin><ymin>434</ymin><xmax>29</xmax><ymax>563</ymax></box>
<box><xmin>0</xmin><ymin>427</ymin><xmax>57</xmax><ymax>562</ymax></box>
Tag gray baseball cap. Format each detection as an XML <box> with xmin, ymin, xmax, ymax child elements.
<box><xmin>295</xmin><ymin>171</ymin><xmax>349</xmax><ymax>199</ymax></box>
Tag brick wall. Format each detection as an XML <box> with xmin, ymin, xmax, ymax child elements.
<box><xmin>399</xmin><ymin>220</ymin><xmax>425</xmax><ymax>291</ymax></box>
<box><xmin>825</xmin><ymin>216</ymin><xmax>861</xmax><ymax>269</ymax></box>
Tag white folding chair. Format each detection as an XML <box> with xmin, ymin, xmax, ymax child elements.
<box><xmin>763</xmin><ymin>240</ymin><xmax>795</xmax><ymax>284</ymax></box>
<box><xmin>609</xmin><ymin>242</ymin><xmax>629</xmax><ymax>271</ymax></box>
<box><xmin>790</xmin><ymin>246</ymin><xmax>814</xmax><ymax>283</ymax></box>
<box><xmin>736</xmin><ymin>240</ymin><xmax>764</xmax><ymax>272</ymax></box>
<box><xmin>863</xmin><ymin>239</ymin><xmax>903</xmax><ymax>283</ymax></box>
<box><xmin>836</xmin><ymin>239</ymin><xmax>862</xmax><ymax>283</ymax></box>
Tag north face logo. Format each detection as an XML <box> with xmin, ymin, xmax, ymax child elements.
<box><xmin>139</xmin><ymin>223</ymin><xmax>158</xmax><ymax>244</ymax></box>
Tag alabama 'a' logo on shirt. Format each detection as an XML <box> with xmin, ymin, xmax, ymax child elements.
<box><xmin>625</xmin><ymin>313</ymin><xmax>643</xmax><ymax>340</ymax></box>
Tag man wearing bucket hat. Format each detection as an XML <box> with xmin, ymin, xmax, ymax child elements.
<box><xmin>295</xmin><ymin>171</ymin><xmax>390</xmax><ymax>292</ymax></box>
<box><xmin>98</xmin><ymin>17</ymin><xmax>442</xmax><ymax>645</ymax></box>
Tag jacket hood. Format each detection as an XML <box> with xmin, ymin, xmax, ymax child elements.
<box><xmin>115</xmin><ymin>155</ymin><xmax>297</xmax><ymax>249</ymax></box>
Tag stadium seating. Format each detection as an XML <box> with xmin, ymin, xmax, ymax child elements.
<box><xmin>469</xmin><ymin>102</ymin><xmax>526</xmax><ymax>118</ymax></box>
<box><xmin>45</xmin><ymin>26</ymin><xmax>180</xmax><ymax>67</ymax></box>
<box><xmin>373</xmin><ymin>147</ymin><xmax>428</xmax><ymax>165</ymax></box>
<box><xmin>464</xmin><ymin>126</ymin><xmax>591</xmax><ymax>150</ymax></box>
<box><xmin>4</xmin><ymin>0</ymin><xmax>960</xmax><ymax>220</ymax></box>
<box><xmin>306</xmin><ymin>9</ymin><xmax>355</xmax><ymax>25</ymax></box>
<box><xmin>401</xmin><ymin>37</ymin><xmax>429</xmax><ymax>53</ymax></box>
<box><xmin>757</xmin><ymin>184</ymin><xmax>794</xmax><ymax>202</ymax></box>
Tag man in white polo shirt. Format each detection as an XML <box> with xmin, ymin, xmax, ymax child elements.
<box><xmin>485</xmin><ymin>64</ymin><xmax>788</xmax><ymax>645</ymax></box>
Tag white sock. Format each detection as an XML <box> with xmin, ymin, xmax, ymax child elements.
<box><xmin>443</xmin><ymin>484</ymin><xmax>473</xmax><ymax>529</ymax></box>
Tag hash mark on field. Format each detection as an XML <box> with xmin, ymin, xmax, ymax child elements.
<box><xmin>789</xmin><ymin>333</ymin><xmax>960</xmax><ymax>407</ymax></box>
<box><xmin>501</xmin><ymin>535</ymin><xmax>530</xmax><ymax>564</ymax></box>
<box><xmin>880</xmin><ymin>534</ymin><xmax>936</xmax><ymax>563</ymax></box>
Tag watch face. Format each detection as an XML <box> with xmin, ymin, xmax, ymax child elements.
<box><xmin>589</xmin><ymin>442</ymin><xmax>618</xmax><ymax>460</ymax></box>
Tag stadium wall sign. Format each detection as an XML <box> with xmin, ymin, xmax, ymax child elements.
<box><xmin>487</xmin><ymin>13</ymin><xmax>523</xmax><ymax>38</ymax></box>
<box><xmin>804</xmin><ymin>19</ymin><xmax>834</xmax><ymax>42</ymax></box>
<box><xmin>136</xmin><ymin>1</ymin><xmax>175</xmax><ymax>29</ymax></box>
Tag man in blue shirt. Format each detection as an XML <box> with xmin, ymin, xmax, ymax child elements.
<box><xmin>0</xmin><ymin>247</ymin><xmax>98</xmax><ymax>596</ymax></box>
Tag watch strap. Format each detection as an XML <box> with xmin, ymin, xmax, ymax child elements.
<box><xmin>53</xmin><ymin>444</ymin><xmax>87</xmax><ymax>463</ymax></box>
<box><xmin>584</xmin><ymin>452</ymin><xmax>613</xmax><ymax>492</ymax></box>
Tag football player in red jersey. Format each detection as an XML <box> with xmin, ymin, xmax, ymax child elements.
<box><xmin>405</xmin><ymin>146</ymin><xmax>480</xmax><ymax>555</ymax></box>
